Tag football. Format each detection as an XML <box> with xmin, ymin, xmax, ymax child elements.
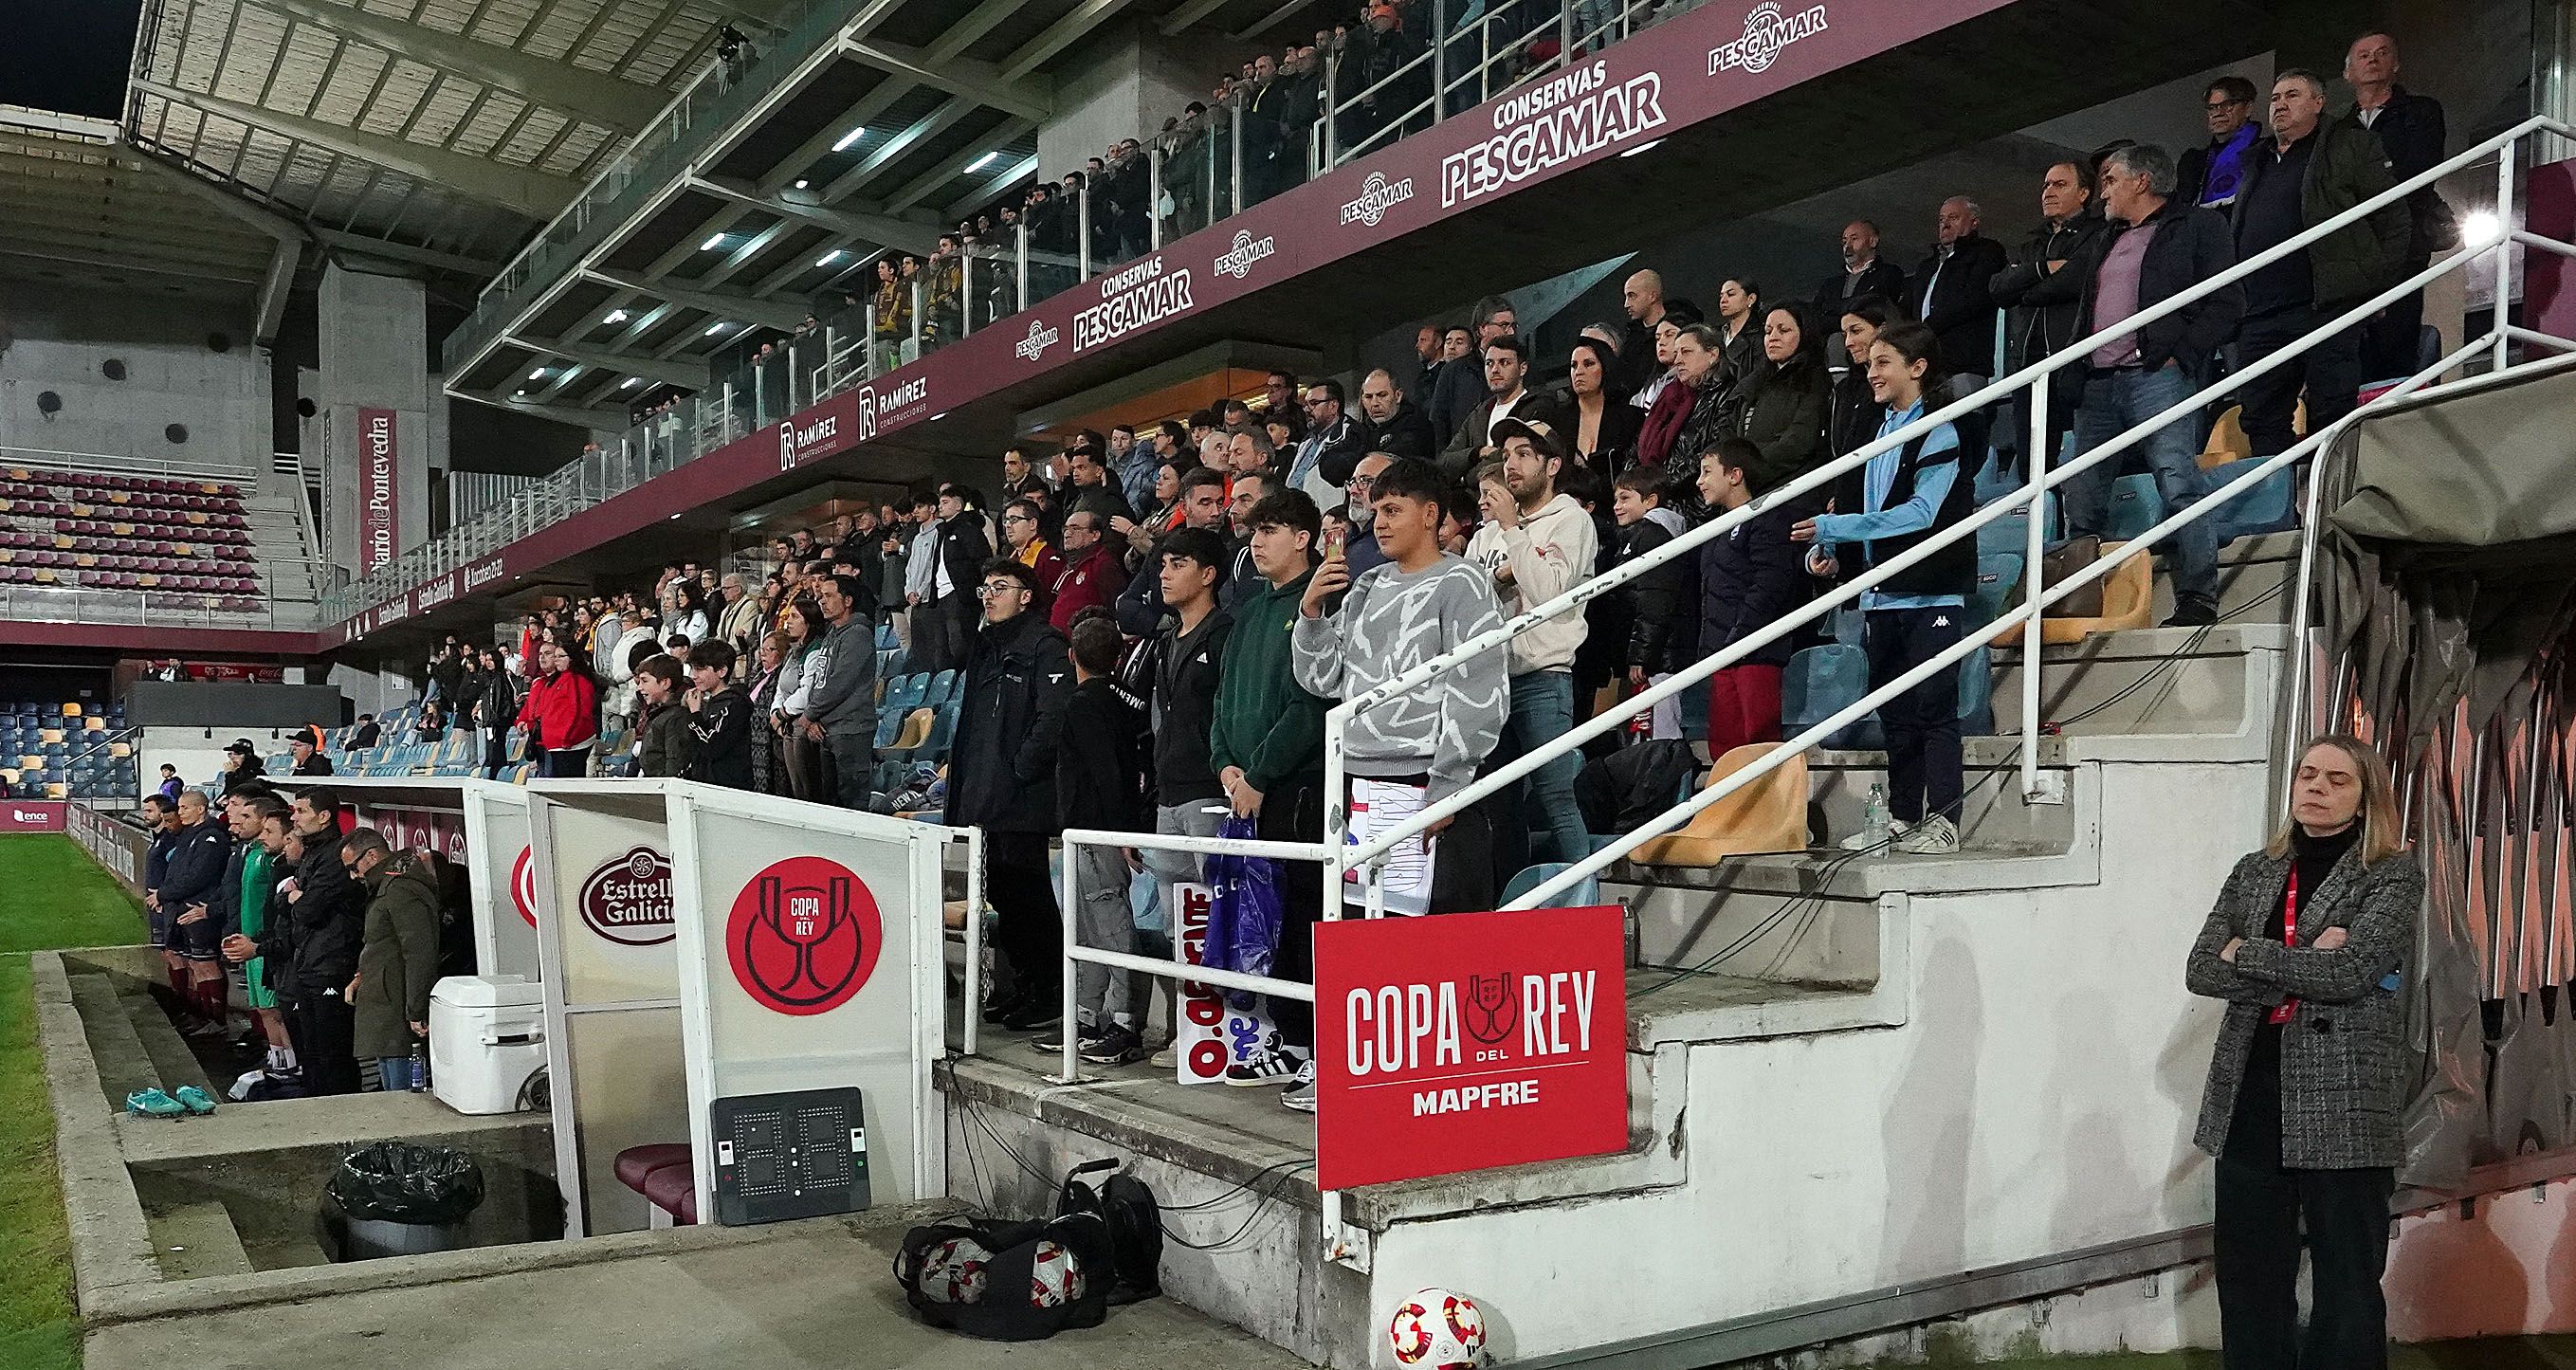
<box><xmin>1030</xmin><ymin>1238</ymin><xmax>1087</xmax><ymax>1307</ymax></box>
<box><xmin>1388</xmin><ymin>1288</ymin><xmax>1487</xmax><ymax>1368</ymax></box>
<box><xmin>917</xmin><ymin>1235</ymin><xmax>991</xmax><ymax>1305</ymax></box>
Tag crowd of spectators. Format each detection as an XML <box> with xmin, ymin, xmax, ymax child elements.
<box><xmin>452</xmin><ymin>40</ymin><xmax>2445</xmax><ymax>1112</ymax></box>
<box><xmin>140</xmin><ymin>779</ymin><xmax>466</xmax><ymax>1101</ymax></box>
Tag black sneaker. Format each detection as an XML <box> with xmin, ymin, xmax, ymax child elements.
<box><xmin>1000</xmin><ymin>995</ymin><xmax>1063</xmax><ymax>1032</ymax></box>
<box><xmin>981</xmin><ymin>991</ymin><xmax>1027</xmax><ymax>1025</ymax></box>
<box><xmin>1079</xmin><ymin>1024</ymin><xmax>1146</xmax><ymax>1066</ymax></box>
<box><xmin>2164</xmin><ymin>602</ymin><xmax>2219</xmax><ymax>628</ymax></box>
<box><xmin>1033</xmin><ymin>1023</ymin><xmax>1105</xmax><ymax>1055</ymax></box>
<box><xmin>1223</xmin><ymin>1045</ymin><xmax>1302</xmax><ymax>1087</ymax></box>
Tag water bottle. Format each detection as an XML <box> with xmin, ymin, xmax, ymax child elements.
<box><xmin>1863</xmin><ymin>782</ymin><xmax>1891</xmax><ymax>848</ymax></box>
<box><xmin>409</xmin><ymin>1041</ymin><xmax>429</xmax><ymax>1092</ymax></box>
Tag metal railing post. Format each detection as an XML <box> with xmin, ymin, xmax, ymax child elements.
<box><xmin>959</xmin><ymin>252</ymin><xmax>976</xmax><ymax>338</ymax></box>
<box><xmin>1323</xmin><ymin>45</ymin><xmax>1340</xmax><ymax>170</ymax></box>
<box><xmin>2020</xmin><ymin>370</ymin><xmax>2049</xmax><ymax>801</ymax></box>
<box><xmin>1055</xmin><ymin>842</ymin><xmax>1082</xmax><ymax>1084</ymax></box>
<box><xmin>909</xmin><ymin>278</ymin><xmax>923</xmax><ymax>358</ymax></box>
<box><xmin>1229</xmin><ymin>100</ymin><xmax>1244</xmax><ymax>217</ymax></box>
<box><xmin>1432</xmin><ymin>0</ymin><xmax>1448</xmax><ymax>123</ymax></box>
<box><xmin>1077</xmin><ymin>181</ymin><xmax>1092</xmax><ymax>279</ymax></box>
<box><xmin>787</xmin><ymin>342</ymin><xmax>801</xmax><ymax>410</ymax></box>
<box><xmin>1016</xmin><ymin>221</ymin><xmax>1031</xmax><ymax>312</ymax></box>
<box><xmin>822</xmin><ymin>324</ymin><xmax>837</xmax><ymax>394</ymax></box>
<box><xmin>865</xmin><ymin>298</ymin><xmax>879</xmax><ymax>380</ymax></box>
<box><xmin>1149</xmin><ymin>144</ymin><xmax>1166</xmax><ymax>250</ymax></box>
<box><xmin>1559</xmin><ymin>0</ymin><xmax>1575</xmax><ymax>66</ymax></box>
<box><xmin>2494</xmin><ymin>142</ymin><xmax>2517</xmax><ymax>373</ymax></box>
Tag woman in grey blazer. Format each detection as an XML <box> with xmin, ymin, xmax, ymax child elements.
<box><xmin>2187</xmin><ymin>734</ymin><xmax>2422</xmax><ymax>1370</ymax></box>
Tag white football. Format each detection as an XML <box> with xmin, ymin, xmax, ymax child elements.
<box><xmin>918</xmin><ymin>1235</ymin><xmax>991</xmax><ymax>1305</ymax></box>
<box><xmin>1389</xmin><ymin>1288</ymin><xmax>1487</xmax><ymax>1368</ymax></box>
<box><xmin>1030</xmin><ymin>1238</ymin><xmax>1086</xmax><ymax>1307</ymax></box>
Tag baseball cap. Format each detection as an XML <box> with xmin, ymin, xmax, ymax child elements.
<box><xmin>223</xmin><ymin>739</ymin><xmax>257</xmax><ymax>757</ymax></box>
<box><xmin>1490</xmin><ymin>417</ymin><xmax>1565</xmax><ymax>463</ymax></box>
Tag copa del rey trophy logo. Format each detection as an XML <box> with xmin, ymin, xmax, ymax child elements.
<box><xmin>726</xmin><ymin>856</ymin><xmax>883</xmax><ymax>1015</ymax></box>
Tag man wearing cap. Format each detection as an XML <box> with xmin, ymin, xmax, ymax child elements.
<box><xmin>1479</xmin><ymin>418</ymin><xmax>1598</xmax><ymax>865</ymax></box>
<box><xmin>287</xmin><ymin>727</ymin><xmax>334</xmax><ymax>776</ymax></box>
<box><xmin>218</xmin><ymin>740</ymin><xmax>267</xmax><ymax>797</ymax></box>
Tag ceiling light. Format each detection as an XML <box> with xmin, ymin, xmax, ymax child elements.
<box><xmin>794</xmin><ymin>179</ymin><xmax>811</xmax><ymax>190</ymax></box>
<box><xmin>967</xmin><ymin>151</ymin><xmax>1000</xmax><ymax>174</ymax></box>
<box><xmin>528</xmin><ymin>368</ymin><xmax>548</xmax><ymax>380</ymax></box>
<box><xmin>815</xmin><ymin>249</ymin><xmax>845</xmax><ymax>266</ymax></box>
<box><xmin>514</xmin><ymin>389</ymin><xmax>527</xmax><ymax>396</ymax></box>
<box><xmin>703</xmin><ymin>322</ymin><xmax>729</xmax><ymax>337</ymax></box>
<box><xmin>831</xmin><ymin>125</ymin><xmax>868</xmax><ymax>152</ymax></box>
<box><xmin>621</xmin><ymin>377</ymin><xmax>643</xmax><ymax>390</ymax></box>
<box><xmin>1619</xmin><ymin>139</ymin><xmax>1664</xmax><ymax>158</ymax></box>
<box><xmin>700</xmin><ymin>233</ymin><xmax>728</xmax><ymax>250</ymax></box>
<box><xmin>603</xmin><ymin>308</ymin><xmax>629</xmax><ymax>324</ymax></box>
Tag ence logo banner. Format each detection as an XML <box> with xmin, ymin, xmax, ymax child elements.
<box><xmin>726</xmin><ymin>856</ymin><xmax>884</xmax><ymax>1016</ymax></box>
<box><xmin>1314</xmin><ymin>904</ymin><xmax>1628</xmax><ymax>1189</ymax></box>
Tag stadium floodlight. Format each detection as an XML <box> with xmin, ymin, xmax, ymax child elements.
<box><xmin>832</xmin><ymin>125</ymin><xmax>868</xmax><ymax>152</ymax></box>
<box><xmin>2463</xmin><ymin>210</ymin><xmax>2502</xmax><ymax>247</ymax></box>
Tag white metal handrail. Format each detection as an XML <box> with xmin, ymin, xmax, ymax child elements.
<box><xmin>1332</xmin><ymin>114</ymin><xmax>2574</xmax><ymax>883</ymax></box>
<box><xmin>0</xmin><ymin>444</ymin><xmax>260</xmax><ymax>484</ymax></box>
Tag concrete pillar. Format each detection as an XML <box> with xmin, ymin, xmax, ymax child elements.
<box><xmin>316</xmin><ymin>265</ymin><xmax>438</xmax><ymax>581</ymax></box>
<box><xmin>1037</xmin><ymin>22</ymin><xmax>1240</xmax><ymax>184</ymax></box>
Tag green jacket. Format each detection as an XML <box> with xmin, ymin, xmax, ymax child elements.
<box><xmin>1209</xmin><ymin>566</ymin><xmax>1327</xmax><ymax>794</ymax></box>
<box><xmin>2236</xmin><ymin>119</ymin><xmax>2408</xmax><ymax>308</ymax></box>
<box><xmin>353</xmin><ymin>855</ymin><xmax>444</xmax><ymax>1060</ymax></box>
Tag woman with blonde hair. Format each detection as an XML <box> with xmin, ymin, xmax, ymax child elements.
<box><xmin>2186</xmin><ymin>733</ymin><xmax>2421</xmax><ymax>1370</ymax></box>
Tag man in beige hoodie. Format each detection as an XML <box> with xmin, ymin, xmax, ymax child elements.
<box><xmin>1476</xmin><ymin>418</ymin><xmax>1599</xmax><ymax>865</ymax></box>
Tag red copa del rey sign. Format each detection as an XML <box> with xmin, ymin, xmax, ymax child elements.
<box><xmin>1314</xmin><ymin>904</ymin><xmax>1627</xmax><ymax>1189</ymax></box>
<box><xmin>356</xmin><ymin>406</ymin><xmax>398</xmax><ymax>574</ymax></box>
<box><xmin>726</xmin><ymin>856</ymin><xmax>883</xmax><ymax>1015</ymax></box>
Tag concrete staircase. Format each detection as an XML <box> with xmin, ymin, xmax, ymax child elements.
<box><xmin>244</xmin><ymin>495</ymin><xmax>320</xmax><ymax>610</ymax></box>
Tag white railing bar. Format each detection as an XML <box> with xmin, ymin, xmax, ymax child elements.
<box><xmin>1514</xmin><ymin>329</ymin><xmax>2512</xmax><ymax>911</ymax></box>
<box><xmin>1347</xmin><ymin>241</ymin><xmax>2499</xmax><ymax>862</ymax></box>
<box><xmin>2513</xmin><ymin>228</ymin><xmax>2576</xmax><ymax>262</ymax></box>
<box><xmin>1334</xmin><ymin>117</ymin><xmax>2567</xmax><ymax>725</ymax></box>
<box><xmin>2506</xmin><ymin>324</ymin><xmax>2576</xmax><ymax>353</ymax></box>
<box><xmin>1067</xmin><ymin>943</ymin><xmax>1315</xmax><ymax>1002</ymax></box>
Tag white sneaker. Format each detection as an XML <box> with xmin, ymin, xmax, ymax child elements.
<box><xmin>1892</xmin><ymin>814</ymin><xmax>1960</xmax><ymax>854</ymax></box>
<box><xmin>1149</xmin><ymin>1043</ymin><xmax>1178</xmax><ymax>1070</ymax></box>
<box><xmin>1280</xmin><ymin>1058</ymin><xmax>1316</xmax><ymax>1113</ymax></box>
<box><xmin>1840</xmin><ymin>819</ymin><xmax>1908</xmax><ymax>851</ymax></box>
<box><xmin>1223</xmin><ymin>1045</ymin><xmax>1301</xmax><ymax>1087</ymax></box>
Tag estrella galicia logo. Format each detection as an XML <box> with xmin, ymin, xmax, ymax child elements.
<box><xmin>1462</xmin><ymin>972</ymin><xmax>1520</xmax><ymax>1046</ymax></box>
<box><xmin>1708</xmin><ymin>1</ymin><xmax>1828</xmax><ymax>76</ymax></box>
<box><xmin>1015</xmin><ymin>319</ymin><xmax>1061</xmax><ymax>361</ymax></box>
<box><xmin>725</xmin><ymin>856</ymin><xmax>884</xmax><ymax>1015</ymax></box>
<box><xmin>1214</xmin><ymin>229</ymin><xmax>1276</xmax><ymax>279</ymax></box>
<box><xmin>1339</xmin><ymin>171</ymin><xmax>1416</xmax><ymax>227</ymax></box>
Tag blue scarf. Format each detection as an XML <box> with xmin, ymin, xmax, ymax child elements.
<box><xmin>2199</xmin><ymin>123</ymin><xmax>2260</xmax><ymax>208</ymax></box>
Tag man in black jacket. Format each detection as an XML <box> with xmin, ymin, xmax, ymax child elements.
<box><xmin>158</xmin><ymin>789</ymin><xmax>232</xmax><ymax>1032</ymax></box>
<box><xmin>228</xmin><ymin>788</ymin><xmax>364</xmax><ymax>1094</ymax></box>
<box><xmin>945</xmin><ymin>559</ymin><xmax>1074</xmax><ymax>1031</ymax></box>
<box><xmin>1988</xmin><ymin>162</ymin><xmax>2108</xmax><ymax>477</ymax></box>
<box><xmin>1050</xmin><ymin>617</ymin><xmax>1152</xmax><ymax>1065</ymax></box>
<box><xmin>2229</xmin><ymin>70</ymin><xmax>2405</xmax><ymax>462</ymax></box>
<box><xmin>1429</xmin><ymin>297</ymin><xmax>1516</xmax><ymax>448</ymax></box>
<box><xmin>1816</xmin><ymin>220</ymin><xmax>1909</xmax><ymax>320</ymax></box>
<box><xmin>681</xmin><ymin>640</ymin><xmax>756</xmax><ymax>790</ymax></box>
<box><xmin>912</xmin><ymin>484</ymin><xmax>995</xmax><ymax>677</ymax></box>
<box><xmin>1909</xmin><ymin>197</ymin><xmax>2011</xmax><ymax>392</ymax></box>
<box><xmin>2058</xmin><ymin>142</ymin><xmax>2245</xmax><ymax>626</ymax></box>
<box><xmin>2343</xmin><ymin>32</ymin><xmax>2453</xmax><ymax>380</ymax></box>
<box><xmin>1354</xmin><ymin>369</ymin><xmax>1434</xmax><ymax>466</ymax></box>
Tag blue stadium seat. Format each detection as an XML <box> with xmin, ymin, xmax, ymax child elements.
<box><xmin>2205</xmin><ymin>458</ymin><xmax>2298</xmax><ymax>542</ymax></box>
<box><xmin>1958</xmin><ymin>645</ymin><xmax>1995</xmax><ymax>737</ymax></box>
<box><xmin>2105</xmin><ymin>474</ymin><xmax>2163</xmax><ymax>542</ymax></box>
<box><xmin>926</xmin><ymin>669</ymin><xmax>958</xmax><ymax>703</ymax></box>
<box><xmin>1783</xmin><ymin>645</ymin><xmax>1880</xmax><ymax>752</ymax></box>
<box><xmin>1970</xmin><ymin>552</ymin><xmax>2021</xmax><ymax>631</ymax></box>
<box><xmin>1501</xmin><ymin>862</ymin><xmax>1604</xmax><ymax>910</ymax></box>
<box><xmin>1976</xmin><ymin>492</ymin><xmax>2055</xmax><ymax>556</ymax></box>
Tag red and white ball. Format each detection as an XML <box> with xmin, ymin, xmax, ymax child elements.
<box><xmin>917</xmin><ymin>1235</ymin><xmax>991</xmax><ymax>1305</ymax></box>
<box><xmin>1388</xmin><ymin>1288</ymin><xmax>1487</xmax><ymax>1367</ymax></box>
<box><xmin>1029</xmin><ymin>1238</ymin><xmax>1087</xmax><ymax>1307</ymax></box>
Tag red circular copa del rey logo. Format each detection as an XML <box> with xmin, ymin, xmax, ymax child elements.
<box><xmin>725</xmin><ymin>856</ymin><xmax>883</xmax><ymax>1015</ymax></box>
<box><xmin>578</xmin><ymin>846</ymin><xmax>676</xmax><ymax>945</ymax></box>
<box><xmin>510</xmin><ymin>845</ymin><xmax>538</xmax><ymax>928</ymax></box>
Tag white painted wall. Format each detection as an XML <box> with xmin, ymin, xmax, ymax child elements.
<box><xmin>0</xmin><ymin>281</ymin><xmax>270</xmax><ymax>471</ymax></box>
<box><xmin>134</xmin><ymin>724</ymin><xmax>306</xmax><ymax>802</ymax></box>
<box><xmin>1365</xmin><ymin>754</ymin><xmax>2276</xmax><ymax>1366</ymax></box>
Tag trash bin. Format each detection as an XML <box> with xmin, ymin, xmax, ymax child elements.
<box><xmin>321</xmin><ymin>1142</ymin><xmax>487</xmax><ymax>1260</ymax></box>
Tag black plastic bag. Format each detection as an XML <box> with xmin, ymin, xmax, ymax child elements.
<box><xmin>328</xmin><ymin>1142</ymin><xmax>487</xmax><ymax>1224</ymax></box>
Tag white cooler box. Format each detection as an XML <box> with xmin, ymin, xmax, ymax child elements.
<box><xmin>429</xmin><ymin>975</ymin><xmax>547</xmax><ymax>1115</ymax></box>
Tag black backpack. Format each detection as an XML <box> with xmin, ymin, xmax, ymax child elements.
<box><xmin>1054</xmin><ymin>1159</ymin><xmax>1161</xmax><ymax>1304</ymax></box>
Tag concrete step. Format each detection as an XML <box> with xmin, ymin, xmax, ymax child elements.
<box><xmin>68</xmin><ymin>972</ymin><xmax>165</xmax><ymax>1105</ymax></box>
<box><xmin>146</xmin><ymin>1199</ymin><xmax>255</xmax><ymax>1282</ymax></box>
<box><xmin>114</xmin><ymin>974</ymin><xmax>216</xmax><ymax>1098</ymax></box>
<box><xmin>1991</xmin><ymin>623</ymin><xmax>2286</xmax><ymax>756</ymax></box>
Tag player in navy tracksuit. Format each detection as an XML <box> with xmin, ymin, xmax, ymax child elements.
<box><xmin>156</xmin><ymin>791</ymin><xmax>234</xmax><ymax>1032</ymax></box>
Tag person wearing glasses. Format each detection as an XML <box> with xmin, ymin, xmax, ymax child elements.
<box><xmin>2178</xmin><ymin>75</ymin><xmax>2261</xmax><ymax>210</ymax></box>
<box><xmin>1286</xmin><ymin>379</ymin><xmax>1367</xmax><ymax>505</ymax></box>
<box><xmin>945</xmin><ymin>560</ymin><xmax>1074</xmax><ymax>1031</ymax></box>
<box><xmin>1337</xmin><ymin>450</ymin><xmax>1396</xmax><ymax>579</ymax></box>
<box><xmin>1000</xmin><ymin>499</ymin><xmax>1065</xmax><ymax>618</ymax></box>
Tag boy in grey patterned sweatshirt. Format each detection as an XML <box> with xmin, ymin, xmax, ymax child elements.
<box><xmin>1291</xmin><ymin>458</ymin><xmax>1509</xmax><ymax>806</ymax></box>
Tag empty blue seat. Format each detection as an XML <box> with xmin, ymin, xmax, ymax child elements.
<box><xmin>1958</xmin><ymin>645</ymin><xmax>1995</xmax><ymax>737</ymax></box>
<box><xmin>1782</xmin><ymin>645</ymin><xmax>1880</xmax><ymax>751</ymax></box>
<box><xmin>2205</xmin><ymin>458</ymin><xmax>2298</xmax><ymax>542</ymax></box>
<box><xmin>2105</xmin><ymin>474</ymin><xmax>2163</xmax><ymax>542</ymax></box>
<box><xmin>927</xmin><ymin>669</ymin><xmax>959</xmax><ymax>703</ymax></box>
<box><xmin>886</xmin><ymin>673</ymin><xmax>927</xmax><ymax>714</ymax></box>
<box><xmin>1970</xmin><ymin>552</ymin><xmax>2021</xmax><ymax>631</ymax></box>
<box><xmin>1976</xmin><ymin>492</ymin><xmax>2055</xmax><ymax>556</ymax></box>
<box><xmin>1501</xmin><ymin>862</ymin><xmax>1604</xmax><ymax>910</ymax></box>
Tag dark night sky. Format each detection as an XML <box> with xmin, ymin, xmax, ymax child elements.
<box><xmin>0</xmin><ymin>0</ymin><xmax>150</xmax><ymax>120</ymax></box>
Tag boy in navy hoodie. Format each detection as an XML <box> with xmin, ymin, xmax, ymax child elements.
<box><xmin>1694</xmin><ymin>437</ymin><xmax>1806</xmax><ymax>758</ymax></box>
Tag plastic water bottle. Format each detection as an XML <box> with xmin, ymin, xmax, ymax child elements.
<box><xmin>1863</xmin><ymin>782</ymin><xmax>1891</xmax><ymax>848</ymax></box>
<box><xmin>409</xmin><ymin>1041</ymin><xmax>429</xmax><ymax>1091</ymax></box>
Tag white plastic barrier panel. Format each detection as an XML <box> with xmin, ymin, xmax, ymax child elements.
<box><xmin>531</xmin><ymin>780</ymin><xmax>684</xmax><ymax>1238</ymax></box>
<box><xmin>667</xmin><ymin>786</ymin><xmax>950</xmax><ymax>1218</ymax></box>
<box><xmin>462</xmin><ymin>780</ymin><xmax>540</xmax><ymax>980</ymax></box>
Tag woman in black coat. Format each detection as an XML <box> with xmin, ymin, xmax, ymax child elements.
<box><xmin>2186</xmin><ymin>735</ymin><xmax>2422</xmax><ymax>1370</ymax></box>
<box><xmin>1563</xmin><ymin>337</ymin><xmax>1642</xmax><ymax>484</ymax></box>
<box><xmin>1728</xmin><ymin>301</ymin><xmax>1833</xmax><ymax>499</ymax></box>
